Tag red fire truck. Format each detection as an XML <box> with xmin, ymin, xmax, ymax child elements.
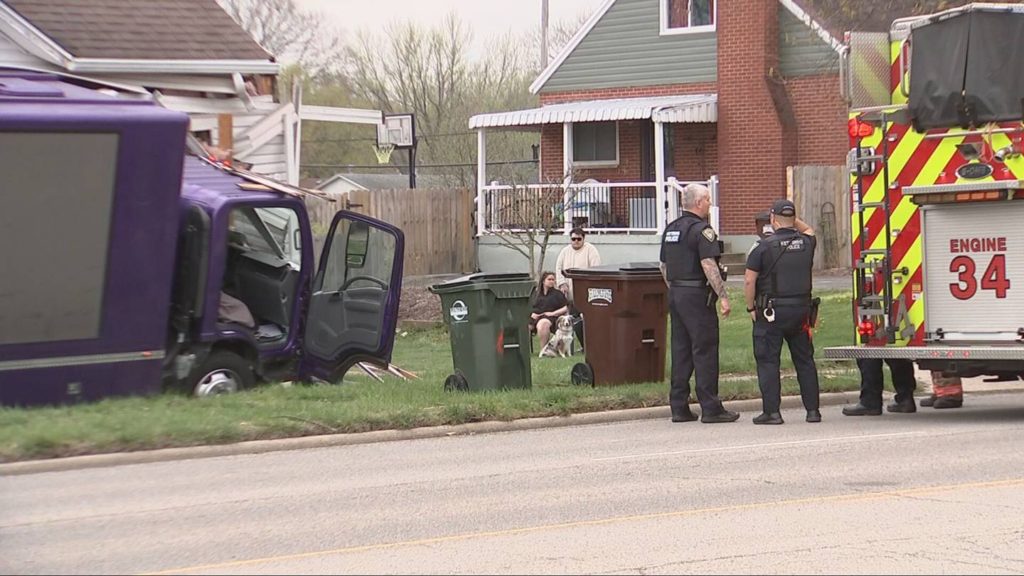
<box><xmin>823</xmin><ymin>3</ymin><xmax>1024</xmax><ymax>381</ymax></box>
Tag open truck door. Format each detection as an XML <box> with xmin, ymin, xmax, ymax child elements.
<box><xmin>302</xmin><ymin>211</ymin><xmax>404</xmax><ymax>382</ymax></box>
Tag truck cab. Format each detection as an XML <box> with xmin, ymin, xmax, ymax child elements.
<box><xmin>169</xmin><ymin>157</ymin><xmax>405</xmax><ymax>395</ymax></box>
<box><xmin>0</xmin><ymin>71</ymin><xmax>404</xmax><ymax>406</ymax></box>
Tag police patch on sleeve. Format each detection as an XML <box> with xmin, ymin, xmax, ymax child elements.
<box><xmin>701</xmin><ymin>227</ymin><xmax>717</xmax><ymax>242</ymax></box>
<box><xmin>665</xmin><ymin>231</ymin><xmax>681</xmax><ymax>243</ymax></box>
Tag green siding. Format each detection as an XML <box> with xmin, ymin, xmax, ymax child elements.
<box><xmin>778</xmin><ymin>7</ymin><xmax>839</xmax><ymax>77</ymax></box>
<box><xmin>542</xmin><ymin>0</ymin><xmax>716</xmax><ymax>93</ymax></box>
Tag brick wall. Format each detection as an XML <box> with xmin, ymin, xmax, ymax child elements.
<box><xmin>786</xmin><ymin>74</ymin><xmax>848</xmax><ymax>166</ymax></box>
<box><xmin>539</xmin><ymin>82</ymin><xmax>717</xmax><ymax>106</ymax></box>
<box><xmin>716</xmin><ymin>0</ymin><xmax>785</xmax><ymax>234</ymax></box>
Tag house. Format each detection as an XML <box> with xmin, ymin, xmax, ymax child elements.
<box><xmin>0</xmin><ymin>0</ymin><xmax>384</xmax><ymax>184</ymax></box>
<box><xmin>469</xmin><ymin>0</ymin><xmax>986</xmax><ymax>272</ymax></box>
<box><xmin>317</xmin><ymin>172</ymin><xmax>450</xmax><ymax>195</ymax></box>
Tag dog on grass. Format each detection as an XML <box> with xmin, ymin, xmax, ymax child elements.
<box><xmin>540</xmin><ymin>315</ymin><xmax>575</xmax><ymax>358</ymax></box>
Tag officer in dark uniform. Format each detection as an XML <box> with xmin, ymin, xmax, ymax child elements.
<box><xmin>659</xmin><ymin>183</ymin><xmax>740</xmax><ymax>424</ymax></box>
<box><xmin>842</xmin><ymin>358</ymin><xmax>917</xmax><ymax>415</ymax></box>
<box><xmin>744</xmin><ymin>199</ymin><xmax>821</xmax><ymax>424</ymax></box>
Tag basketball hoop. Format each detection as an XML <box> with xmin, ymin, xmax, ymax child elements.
<box><xmin>371</xmin><ymin>142</ymin><xmax>395</xmax><ymax>164</ymax></box>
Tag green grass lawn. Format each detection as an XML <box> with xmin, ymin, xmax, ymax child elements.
<box><xmin>0</xmin><ymin>289</ymin><xmax>860</xmax><ymax>463</ymax></box>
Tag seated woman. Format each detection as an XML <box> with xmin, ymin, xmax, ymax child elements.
<box><xmin>530</xmin><ymin>271</ymin><xmax>569</xmax><ymax>356</ymax></box>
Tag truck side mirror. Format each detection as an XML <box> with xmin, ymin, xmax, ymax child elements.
<box><xmin>346</xmin><ymin>221</ymin><xmax>369</xmax><ymax>268</ymax></box>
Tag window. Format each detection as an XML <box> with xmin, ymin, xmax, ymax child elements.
<box><xmin>572</xmin><ymin>122</ymin><xmax>618</xmax><ymax>166</ymax></box>
<box><xmin>663</xmin><ymin>0</ymin><xmax>716</xmax><ymax>33</ymax></box>
<box><xmin>0</xmin><ymin>132</ymin><xmax>118</xmax><ymax>345</ymax></box>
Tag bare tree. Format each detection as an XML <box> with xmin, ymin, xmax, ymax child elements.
<box><xmin>217</xmin><ymin>0</ymin><xmax>343</xmax><ymax>76</ymax></box>
<box><xmin>486</xmin><ymin>170</ymin><xmax>584</xmax><ymax>280</ymax></box>
<box><xmin>345</xmin><ymin>13</ymin><xmax>539</xmax><ymax>187</ymax></box>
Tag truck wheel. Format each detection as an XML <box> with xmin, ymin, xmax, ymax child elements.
<box><xmin>571</xmin><ymin>362</ymin><xmax>594</xmax><ymax>387</ymax></box>
<box><xmin>444</xmin><ymin>372</ymin><xmax>469</xmax><ymax>393</ymax></box>
<box><xmin>190</xmin><ymin>351</ymin><xmax>255</xmax><ymax>397</ymax></box>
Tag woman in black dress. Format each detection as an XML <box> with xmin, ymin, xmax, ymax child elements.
<box><xmin>530</xmin><ymin>271</ymin><xmax>569</xmax><ymax>356</ymax></box>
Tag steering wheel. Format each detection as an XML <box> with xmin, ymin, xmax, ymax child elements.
<box><xmin>339</xmin><ymin>275</ymin><xmax>388</xmax><ymax>291</ymax></box>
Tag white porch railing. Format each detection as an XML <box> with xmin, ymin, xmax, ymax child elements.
<box><xmin>476</xmin><ymin>176</ymin><xmax>719</xmax><ymax>235</ymax></box>
<box><xmin>478</xmin><ymin>181</ymin><xmax>657</xmax><ymax>235</ymax></box>
<box><xmin>668</xmin><ymin>175</ymin><xmax>720</xmax><ymax>233</ymax></box>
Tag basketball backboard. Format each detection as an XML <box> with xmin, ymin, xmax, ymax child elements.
<box><xmin>376</xmin><ymin>113</ymin><xmax>415</xmax><ymax>149</ymax></box>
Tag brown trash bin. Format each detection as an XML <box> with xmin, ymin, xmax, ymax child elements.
<box><xmin>564</xmin><ymin>263</ymin><xmax>668</xmax><ymax>386</ymax></box>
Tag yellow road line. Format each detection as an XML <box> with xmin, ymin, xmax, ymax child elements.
<box><xmin>145</xmin><ymin>477</ymin><xmax>1024</xmax><ymax>575</ymax></box>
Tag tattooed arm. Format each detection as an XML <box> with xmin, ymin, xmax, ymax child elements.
<box><xmin>701</xmin><ymin>258</ymin><xmax>730</xmax><ymax>317</ymax></box>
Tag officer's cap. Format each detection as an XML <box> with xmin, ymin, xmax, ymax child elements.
<box><xmin>770</xmin><ymin>199</ymin><xmax>796</xmax><ymax>217</ymax></box>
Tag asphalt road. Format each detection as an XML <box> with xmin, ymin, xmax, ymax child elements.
<box><xmin>3</xmin><ymin>392</ymin><xmax>1024</xmax><ymax>575</ymax></box>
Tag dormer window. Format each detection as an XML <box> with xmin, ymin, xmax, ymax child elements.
<box><xmin>662</xmin><ymin>0</ymin><xmax>716</xmax><ymax>34</ymax></box>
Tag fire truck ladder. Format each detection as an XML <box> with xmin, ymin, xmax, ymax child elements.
<box><xmin>852</xmin><ymin>107</ymin><xmax>906</xmax><ymax>344</ymax></box>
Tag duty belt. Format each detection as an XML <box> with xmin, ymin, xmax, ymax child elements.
<box><xmin>670</xmin><ymin>279</ymin><xmax>707</xmax><ymax>288</ymax></box>
<box><xmin>766</xmin><ymin>295</ymin><xmax>812</xmax><ymax>306</ymax></box>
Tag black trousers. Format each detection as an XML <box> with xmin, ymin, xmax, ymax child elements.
<box><xmin>669</xmin><ymin>286</ymin><xmax>725</xmax><ymax>414</ymax></box>
<box><xmin>858</xmin><ymin>358</ymin><xmax>916</xmax><ymax>409</ymax></box>
<box><xmin>753</xmin><ymin>305</ymin><xmax>820</xmax><ymax>413</ymax></box>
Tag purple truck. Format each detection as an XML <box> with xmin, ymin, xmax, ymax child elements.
<box><xmin>0</xmin><ymin>72</ymin><xmax>405</xmax><ymax>406</ymax></box>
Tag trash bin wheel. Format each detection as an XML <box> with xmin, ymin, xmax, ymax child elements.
<box><xmin>444</xmin><ymin>372</ymin><xmax>469</xmax><ymax>393</ymax></box>
<box><xmin>571</xmin><ymin>362</ymin><xmax>594</xmax><ymax>387</ymax></box>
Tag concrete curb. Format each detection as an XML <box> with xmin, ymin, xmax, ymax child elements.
<box><xmin>5</xmin><ymin>385</ymin><xmax>1020</xmax><ymax>476</ymax></box>
<box><xmin>0</xmin><ymin>390</ymin><xmax>867</xmax><ymax>477</ymax></box>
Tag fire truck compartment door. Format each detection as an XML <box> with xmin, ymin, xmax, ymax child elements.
<box><xmin>923</xmin><ymin>201</ymin><xmax>1024</xmax><ymax>341</ymax></box>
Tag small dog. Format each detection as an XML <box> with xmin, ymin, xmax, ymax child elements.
<box><xmin>540</xmin><ymin>315</ymin><xmax>575</xmax><ymax>358</ymax></box>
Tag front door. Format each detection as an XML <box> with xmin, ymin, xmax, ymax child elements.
<box><xmin>302</xmin><ymin>211</ymin><xmax>404</xmax><ymax>382</ymax></box>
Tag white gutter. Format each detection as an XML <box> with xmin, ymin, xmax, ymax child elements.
<box><xmin>65</xmin><ymin>58</ymin><xmax>279</xmax><ymax>75</ymax></box>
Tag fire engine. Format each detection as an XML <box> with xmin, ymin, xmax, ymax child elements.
<box><xmin>823</xmin><ymin>3</ymin><xmax>1024</xmax><ymax>380</ymax></box>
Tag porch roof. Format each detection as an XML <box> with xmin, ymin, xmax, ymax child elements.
<box><xmin>468</xmin><ymin>93</ymin><xmax>717</xmax><ymax>129</ymax></box>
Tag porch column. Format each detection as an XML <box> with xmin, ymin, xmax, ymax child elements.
<box><xmin>477</xmin><ymin>129</ymin><xmax>486</xmax><ymax>237</ymax></box>
<box><xmin>654</xmin><ymin>120</ymin><xmax>667</xmax><ymax>233</ymax></box>
<box><xmin>562</xmin><ymin>122</ymin><xmax>573</xmax><ymax>234</ymax></box>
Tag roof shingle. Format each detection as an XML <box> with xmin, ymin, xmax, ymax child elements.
<box><xmin>3</xmin><ymin>0</ymin><xmax>273</xmax><ymax>61</ymax></box>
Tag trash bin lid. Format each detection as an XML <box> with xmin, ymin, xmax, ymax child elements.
<box><xmin>565</xmin><ymin>262</ymin><xmax>663</xmax><ymax>279</ymax></box>
<box><xmin>428</xmin><ymin>272</ymin><xmax>532</xmax><ymax>294</ymax></box>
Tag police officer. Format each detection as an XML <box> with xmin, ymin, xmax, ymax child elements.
<box><xmin>744</xmin><ymin>199</ymin><xmax>821</xmax><ymax>424</ymax></box>
<box><xmin>659</xmin><ymin>184</ymin><xmax>740</xmax><ymax>424</ymax></box>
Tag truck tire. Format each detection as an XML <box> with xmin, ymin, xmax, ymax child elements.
<box><xmin>189</xmin><ymin>351</ymin><xmax>255</xmax><ymax>397</ymax></box>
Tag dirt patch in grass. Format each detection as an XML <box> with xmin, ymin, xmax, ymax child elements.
<box><xmin>399</xmin><ymin>274</ymin><xmax>462</xmax><ymax>324</ymax></box>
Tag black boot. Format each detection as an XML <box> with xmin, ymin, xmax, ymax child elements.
<box><xmin>671</xmin><ymin>405</ymin><xmax>698</xmax><ymax>422</ymax></box>
<box><xmin>806</xmin><ymin>410</ymin><xmax>822</xmax><ymax>423</ymax></box>
<box><xmin>753</xmin><ymin>412</ymin><xmax>784</xmax><ymax>425</ymax></box>
<box><xmin>842</xmin><ymin>403</ymin><xmax>882</xmax><ymax>416</ymax></box>
<box><xmin>933</xmin><ymin>396</ymin><xmax>963</xmax><ymax>409</ymax></box>
<box><xmin>920</xmin><ymin>394</ymin><xmax>937</xmax><ymax>407</ymax></box>
<box><xmin>886</xmin><ymin>397</ymin><xmax>917</xmax><ymax>413</ymax></box>
<box><xmin>701</xmin><ymin>409</ymin><xmax>740</xmax><ymax>423</ymax></box>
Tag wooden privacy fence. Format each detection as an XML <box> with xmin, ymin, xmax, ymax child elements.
<box><xmin>787</xmin><ymin>165</ymin><xmax>851</xmax><ymax>270</ymax></box>
<box><xmin>305</xmin><ymin>187</ymin><xmax>475</xmax><ymax>276</ymax></box>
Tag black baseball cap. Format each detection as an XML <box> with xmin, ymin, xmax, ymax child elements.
<box><xmin>771</xmin><ymin>199</ymin><xmax>796</xmax><ymax>217</ymax></box>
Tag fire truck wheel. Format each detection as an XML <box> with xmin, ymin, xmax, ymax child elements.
<box><xmin>190</xmin><ymin>351</ymin><xmax>255</xmax><ymax>397</ymax></box>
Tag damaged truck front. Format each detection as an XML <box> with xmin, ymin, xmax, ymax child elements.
<box><xmin>0</xmin><ymin>72</ymin><xmax>404</xmax><ymax>407</ymax></box>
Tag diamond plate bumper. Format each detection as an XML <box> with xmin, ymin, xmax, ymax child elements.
<box><xmin>823</xmin><ymin>345</ymin><xmax>1024</xmax><ymax>361</ymax></box>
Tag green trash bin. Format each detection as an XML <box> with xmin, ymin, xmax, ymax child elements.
<box><xmin>428</xmin><ymin>273</ymin><xmax>535</xmax><ymax>392</ymax></box>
